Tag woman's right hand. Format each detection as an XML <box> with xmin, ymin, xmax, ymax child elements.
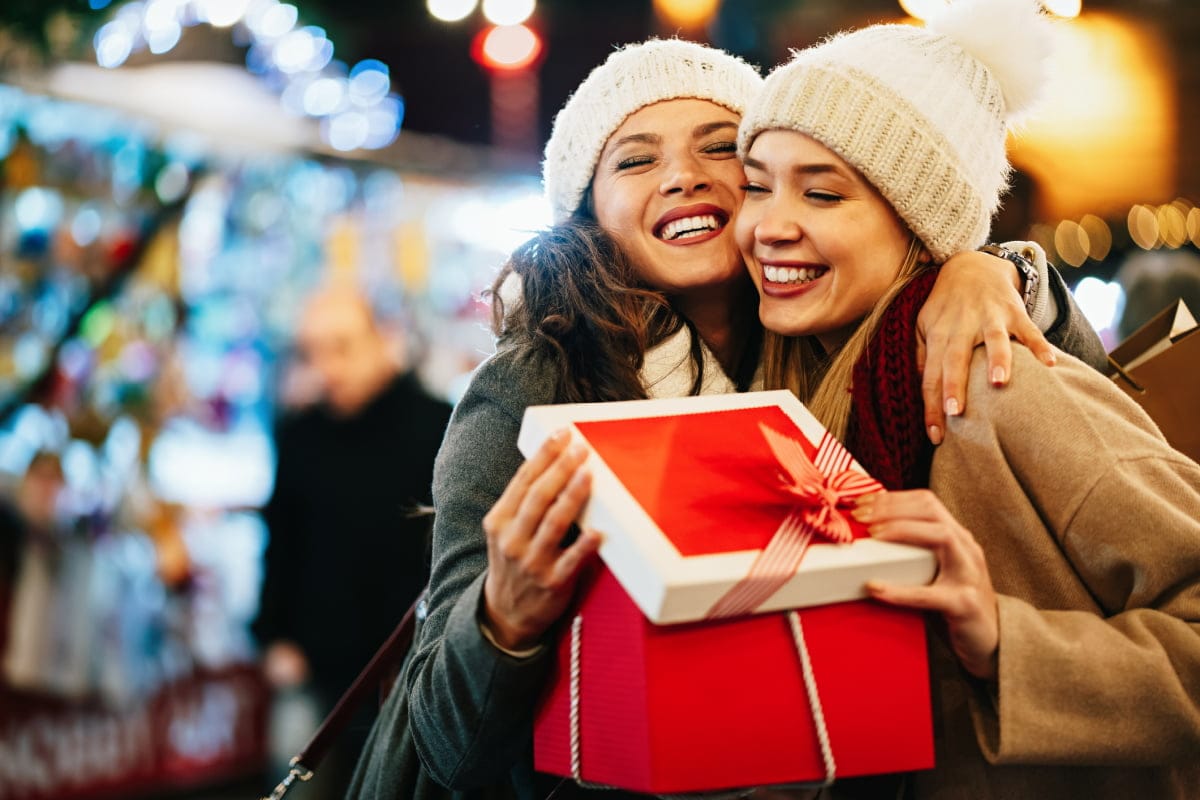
<box><xmin>855</xmin><ymin>489</ymin><xmax>1000</xmax><ymax>681</ymax></box>
<box><xmin>481</xmin><ymin>429</ymin><xmax>601</xmax><ymax>651</ymax></box>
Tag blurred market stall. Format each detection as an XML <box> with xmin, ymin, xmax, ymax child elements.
<box><xmin>0</xmin><ymin>5</ymin><xmax>546</xmax><ymax>797</ymax></box>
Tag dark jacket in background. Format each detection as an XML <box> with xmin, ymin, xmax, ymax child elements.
<box><xmin>253</xmin><ymin>370</ymin><xmax>452</xmax><ymax>701</ymax></box>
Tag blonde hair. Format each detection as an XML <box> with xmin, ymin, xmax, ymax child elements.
<box><xmin>762</xmin><ymin>238</ymin><xmax>931</xmax><ymax>440</ymax></box>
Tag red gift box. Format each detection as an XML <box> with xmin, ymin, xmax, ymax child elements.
<box><xmin>534</xmin><ymin>566</ymin><xmax>934</xmax><ymax>794</ymax></box>
<box><xmin>518</xmin><ymin>391</ymin><xmax>935</xmax><ymax>624</ymax></box>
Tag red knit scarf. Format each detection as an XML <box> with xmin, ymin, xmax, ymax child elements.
<box><xmin>845</xmin><ymin>268</ymin><xmax>939</xmax><ymax>491</ymax></box>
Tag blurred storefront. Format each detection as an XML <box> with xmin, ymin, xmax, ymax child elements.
<box><xmin>0</xmin><ymin>22</ymin><xmax>543</xmax><ymax>798</ymax></box>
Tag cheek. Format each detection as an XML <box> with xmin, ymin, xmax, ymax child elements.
<box><xmin>589</xmin><ymin>179</ymin><xmax>620</xmax><ymax>229</ymax></box>
<box><xmin>734</xmin><ymin>206</ymin><xmax>759</xmax><ymax>252</ymax></box>
<box><xmin>715</xmin><ymin>160</ymin><xmax>748</xmax><ymax>192</ymax></box>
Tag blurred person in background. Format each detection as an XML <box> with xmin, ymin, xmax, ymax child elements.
<box><xmin>253</xmin><ymin>285</ymin><xmax>452</xmax><ymax>798</ymax></box>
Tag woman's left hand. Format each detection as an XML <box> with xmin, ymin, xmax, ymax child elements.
<box><xmin>918</xmin><ymin>250</ymin><xmax>1057</xmax><ymax>445</ymax></box>
<box><xmin>854</xmin><ymin>489</ymin><xmax>1000</xmax><ymax>681</ymax></box>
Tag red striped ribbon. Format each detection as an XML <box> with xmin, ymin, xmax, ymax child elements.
<box><xmin>704</xmin><ymin>423</ymin><xmax>882</xmax><ymax>619</ymax></box>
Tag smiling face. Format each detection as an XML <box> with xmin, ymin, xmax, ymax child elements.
<box><xmin>735</xmin><ymin>130</ymin><xmax>914</xmax><ymax>353</ymax></box>
<box><xmin>590</xmin><ymin>99</ymin><xmax>747</xmax><ymax>303</ymax></box>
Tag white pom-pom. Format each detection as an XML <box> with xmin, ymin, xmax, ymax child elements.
<box><xmin>926</xmin><ymin>0</ymin><xmax>1054</xmax><ymax>125</ymax></box>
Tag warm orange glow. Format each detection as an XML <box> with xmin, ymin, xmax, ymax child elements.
<box><xmin>1128</xmin><ymin>204</ymin><xmax>1160</xmax><ymax>250</ymax></box>
<box><xmin>1010</xmin><ymin>13</ymin><xmax>1175</xmax><ymax>221</ymax></box>
<box><xmin>653</xmin><ymin>0</ymin><xmax>720</xmax><ymax>29</ymax></box>
<box><xmin>1054</xmin><ymin>220</ymin><xmax>1089</xmax><ymax>267</ymax></box>
<box><xmin>1188</xmin><ymin>207</ymin><xmax>1200</xmax><ymax>247</ymax></box>
<box><xmin>1078</xmin><ymin>213</ymin><xmax>1112</xmax><ymax>261</ymax></box>
<box><xmin>1029</xmin><ymin>222</ymin><xmax>1056</xmax><ymax>262</ymax></box>
<box><xmin>1158</xmin><ymin>203</ymin><xmax>1189</xmax><ymax>248</ymax></box>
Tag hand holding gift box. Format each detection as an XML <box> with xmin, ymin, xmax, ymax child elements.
<box><xmin>519</xmin><ymin>391</ymin><xmax>937</xmax><ymax>794</ymax></box>
<box><xmin>517</xmin><ymin>390</ymin><xmax>937</xmax><ymax>625</ymax></box>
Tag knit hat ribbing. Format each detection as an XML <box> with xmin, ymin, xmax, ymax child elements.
<box><xmin>543</xmin><ymin>39</ymin><xmax>763</xmax><ymax>224</ymax></box>
<box><xmin>737</xmin><ymin>0</ymin><xmax>1054</xmax><ymax>263</ymax></box>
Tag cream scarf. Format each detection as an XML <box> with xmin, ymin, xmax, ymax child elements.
<box><xmin>640</xmin><ymin>326</ymin><xmax>763</xmax><ymax>399</ymax></box>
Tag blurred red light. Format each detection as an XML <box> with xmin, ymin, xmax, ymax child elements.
<box><xmin>471</xmin><ymin>24</ymin><xmax>543</xmax><ymax>71</ymax></box>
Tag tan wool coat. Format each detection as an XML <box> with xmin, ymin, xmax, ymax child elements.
<box><xmin>909</xmin><ymin>346</ymin><xmax>1200</xmax><ymax>799</ymax></box>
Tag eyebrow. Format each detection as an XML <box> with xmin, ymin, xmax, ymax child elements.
<box><xmin>605</xmin><ymin>120</ymin><xmax>739</xmax><ymax>155</ymax></box>
<box><xmin>742</xmin><ymin>158</ymin><xmax>851</xmax><ymax>180</ymax></box>
<box><xmin>694</xmin><ymin>120</ymin><xmax>738</xmax><ymax>137</ymax></box>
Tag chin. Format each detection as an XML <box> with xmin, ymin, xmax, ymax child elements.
<box><xmin>760</xmin><ymin>306</ymin><xmax>810</xmax><ymax>338</ymax></box>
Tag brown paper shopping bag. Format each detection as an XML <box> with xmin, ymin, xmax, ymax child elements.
<box><xmin>1108</xmin><ymin>300</ymin><xmax>1200</xmax><ymax>463</ymax></box>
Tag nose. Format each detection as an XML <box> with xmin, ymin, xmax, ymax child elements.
<box><xmin>659</xmin><ymin>153</ymin><xmax>710</xmax><ymax>197</ymax></box>
<box><xmin>752</xmin><ymin>197</ymin><xmax>802</xmax><ymax>247</ymax></box>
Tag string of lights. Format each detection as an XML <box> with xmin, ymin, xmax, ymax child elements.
<box><xmin>88</xmin><ymin>0</ymin><xmax>403</xmax><ymax>151</ymax></box>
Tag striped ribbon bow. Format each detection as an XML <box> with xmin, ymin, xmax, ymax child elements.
<box><xmin>705</xmin><ymin>423</ymin><xmax>882</xmax><ymax>619</ymax></box>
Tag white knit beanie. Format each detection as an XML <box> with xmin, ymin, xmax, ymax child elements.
<box><xmin>543</xmin><ymin>39</ymin><xmax>763</xmax><ymax>224</ymax></box>
<box><xmin>738</xmin><ymin>0</ymin><xmax>1053</xmax><ymax>262</ymax></box>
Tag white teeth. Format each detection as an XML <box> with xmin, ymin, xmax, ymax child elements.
<box><xmin>763</xmin><ymin>265</ymin><xmax>823</xmax><ymax>285</ymax></box>
<box><xmin>659</xmin><ymin>214</ymin><xmax>720</xmax><ymax>241</ymax></box>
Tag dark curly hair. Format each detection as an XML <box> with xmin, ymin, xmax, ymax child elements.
<box><xmin>489</xmin><ymin>218</ymin><xmax>727</xmax><ymax>404</ymax></box>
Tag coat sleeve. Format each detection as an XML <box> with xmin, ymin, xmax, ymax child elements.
<box><xmin>404</xmin><ymin>350</ymin><xmax>558</xmax><ymax>790</ymax></box>
<box><xmin>958</xmin><ymin>351</ymin><xmax>1200</xmax><ymax>765</ymax></box>
<box><xmin>1041</xmin><ymin>263</ymin><xmax>1110</xmax><ymax>374</ymax></box>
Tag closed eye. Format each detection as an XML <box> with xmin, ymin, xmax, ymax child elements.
<box><xmin>703</xmin><ymin>141</ymin><xmax>737</xmax><ymax>156</ymax></box>
<box><xmin>616</xmin><ymin>155</ymin><xmax>655</xmax><ymax>170</ymax></box>
<box><xmin>740</xmin><ymin>182</ymin><xmax>770</xmax><ymax>194</ymax></box>
<box><xmin>806</xmin><ymin>191</ymin><xmax>843</xmax><ymax>203</ymax></box>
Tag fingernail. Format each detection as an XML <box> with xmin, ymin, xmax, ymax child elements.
<box><xmin>864</xmin><ymin>581</ymin><xmax>885</xmax><ymax>595</ymax></box>
<box><xmin>944</xmin><ymin>397</ymin><xmax>960</xmax><ymax>416</ymax></box>
<box><xmin>991</xmin><ymin>366</ymin><xmax>1007</xmax><ymax>386</ymax></box>
<box><xmin>928</xmin><ymin>424</ymin><xmax>943</xmax><ymax>445</ymax></box>
<box><xmin>851</xmin><ymin>504</ymin><xmax>872</xmax><ymax>522</ymax></box>
<box><xmin>550</xmin><ymin>428</ymin><xmax>570</xmax><ymax>443</ymax></box>
<box><xmin>1043</xmin><ymin>351</ymin><xmax>1057</xmax><ymax>366</ymax></box>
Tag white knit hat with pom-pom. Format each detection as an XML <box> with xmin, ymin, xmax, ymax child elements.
<box><xmin>543</xmin><ymin>39</ymin><xmax>762</xmax><ymax>224</ymax></box>
<box><xmin>737</xmin><ymin>0</ymin><xmax>1054</xmax><ymax>262</ymax></box>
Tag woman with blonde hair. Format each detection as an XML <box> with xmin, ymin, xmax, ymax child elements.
<box><xmin>736</xmin><ymin>0</ymin><xmax>1200</xmax><ymax>796</ymax></box>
